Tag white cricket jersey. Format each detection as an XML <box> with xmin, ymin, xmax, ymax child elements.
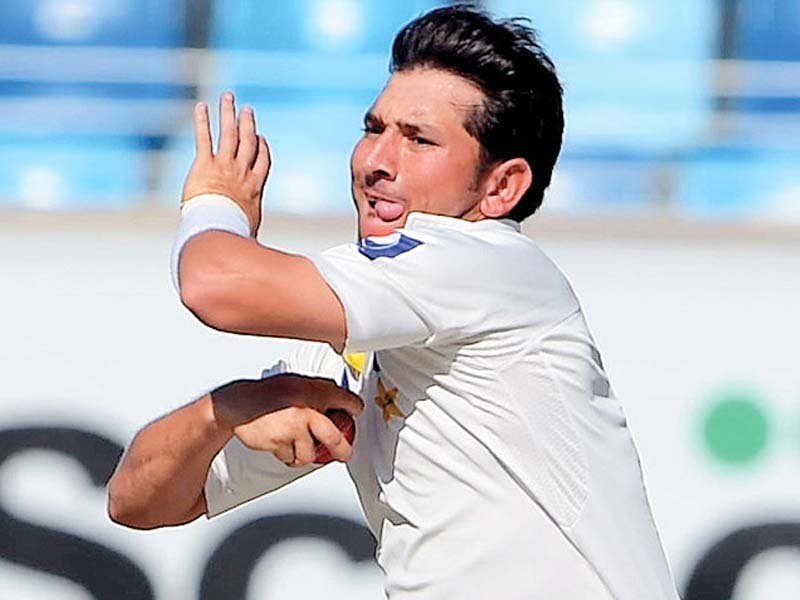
<box><xmin>204</xmin><ymin>212</ymin><xmax>680</xmax><ymax>599</ymax></box>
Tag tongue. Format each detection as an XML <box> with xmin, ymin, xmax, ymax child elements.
<box><xmin>375</xmin><ymin>199</ymin><xmax>404</xmax><ymax>222</ymax></box>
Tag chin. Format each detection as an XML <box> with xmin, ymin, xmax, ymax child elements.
<box><xmin>359</xmin><ymin>214</ymin><xmax>406</xmax><ymax>239</ymax></box>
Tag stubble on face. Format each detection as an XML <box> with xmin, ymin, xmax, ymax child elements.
<box><xmin>350</xmin><ymin>68</ymin><xmax>489</xmax><ymax>238</ymax></box>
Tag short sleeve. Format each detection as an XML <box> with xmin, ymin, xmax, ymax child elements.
<box><xmin>310</xmin><ymin>220</ymin><xmax>552</xmax><ymax>354</ymax></box>
<box><xmin>204</xmin><ymin>343</ymin><xmax>341</xmax><ymax>518</ymax></box>
<box><xmin>310</xmin><ymin>238</ymin><xmax>434</xmax><ymax>353</ymax></box>
<box><xmin>205</xmin><ymin>438</ymin><xmax>318</xmax><ymax>518</ymax></box>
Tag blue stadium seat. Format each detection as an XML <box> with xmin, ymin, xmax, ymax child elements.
<box><xmin>729</xmin><ymin>0</ymin><xmax>800</xmax><ymax>114</ymax></box>
<box><xmin>0</xmin><ymin>0</ymin><xmax>187</xmax><ymax>106</ymax></box>
<box><xmin>211</xmin><ymin>0</ymin><xmax>440</xmax><ymax>53</ymax></box>
<box><xmin>733</xmin><ymin>0</ymin><xmax>800</xmax><ymax>62</ymax></box>
<box><xmin>674</xmin><ymin>147</ymin><xmax>800</xmax><ymax>221</ymax></box>
<box><xmin>209</xmin><ymin>0</ymin><xmax>444</xmax><ymax>98</ymax></box>
<box><xmin>673</xmin><ymin>3</ymin><xmax>799</xmax><ymax>219</ymax></box>
<box><xmin>0</xmin><ymin>0</ymin><xmax>185</xmax><ymax>47</ymax></box>
<box><xmin>546</xmin><ymin>154</ymin><xmax>664</xmax><ymax>216</ymax></box>
<box><xmin>0</xmin><ymin>136</ymin><xmax>148</xmax><ymax>209</ymax></box>
<box><xmin>211</xmin><ymin>3</ymin><xmax>306</xmax><ymax>51</ymax></box>
<box><xmin>487</xmin><ymin>0</ymin><xmax>717</xmax><ymax>152</ymax></box>
<box><xmin>0</xmin><ymin>0</ymin><xmax>187</xmax><ymax>138</ymax></box>
<box><xmin>0</xmin><ymin>0</ymin><xmax>189</xmax><ymax>208</ymax></box>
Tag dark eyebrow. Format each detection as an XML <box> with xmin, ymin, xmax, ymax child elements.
<box><xmin>364</xmin><ymin>112</ymin><xmax>438</xmax><ymax>137</ymax></box>
<box><xmin>400</xmin><ymin>121</ymin><xmax>442</xmax><ymax>140</ymax></box>
<box><xmin>398</xmin><ymin>122</ymin><xmax>422</xmax><ymax>137</ymax></box>
<box><xmin>364</xmin><ymin>112</ymin><xmax>383</xmax><ymax>128</ymax></box>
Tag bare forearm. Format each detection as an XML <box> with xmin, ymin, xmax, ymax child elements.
<box><xmin>108</xmin><ymin>375</ymin><xmax>361</xmax><ymax>529</ymax></box>
<box><xmin>107</xmin><ymin>394</ymin><xmax>232</xmax><ymax>529</ymax></box>
<box><xmin>107</xmin><ymin>377</ymin><xmax>306</xmax><ymax>529</ymax></box>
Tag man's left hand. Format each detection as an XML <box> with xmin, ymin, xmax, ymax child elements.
<box><xmin>182</xmin><ymin>92</ymin><xmax>271</xmax><ymax>236</ymax></box>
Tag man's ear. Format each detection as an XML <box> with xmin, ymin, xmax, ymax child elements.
<box><xmin>479</xmin><ymin>158</ymin><xmax>533</xmax><ymax>219</ymax></box>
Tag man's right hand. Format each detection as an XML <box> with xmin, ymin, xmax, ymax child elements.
<box><xmin>211</xmin><ymin>375</ymin><xmax>364</xmax><ymax>467</ymax></box>
<box><xmin>182</xmin><ymin>93</ymin><xmax>271</xmax><ymax>236</ymax></box>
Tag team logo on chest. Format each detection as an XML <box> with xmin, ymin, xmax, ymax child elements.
<box><xmin>375</xmin><ymin>378</ymin><xmax>403</xmax><ymax>423</ymax></box>
<box><xmin>346</xmin><ymin>353</ymin><xmax>404</xmax><ymax>423</ymax></box>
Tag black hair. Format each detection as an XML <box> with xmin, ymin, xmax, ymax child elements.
<box><xmin>390</xmin><ymin>4</ymin><xmax>564</xmax><ymax>221</ymax></box>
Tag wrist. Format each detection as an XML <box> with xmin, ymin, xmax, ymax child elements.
<box><xmin>182</xmin><ymin>193</ymin><xmax>258</xmax><ymax>237</ymax></box>
<box><xmin>170</xmin><ymin>194</ymin><xmax>252</xmax><ymax>294</ymax></box>
<box><xmin>180</xmin><ymin>193</ymin><xmax>248</xmax><ymax>220</ymax></box>
<box><xmin>197</xmin><ymin>393</ymin><xmax>237</xmax><ymax>444</ymax></box>
<box><xmin>208</xmin><ymin>381</ymin><xmax>244</xmax><ymax>434</ymax></box>
<box><xmin>209</xmin><ymin>379</ymin><xmax>274</xmax><ymax>431</ymax></box>
<box><xmin>209</xmin><ymin>375</ymin><xmax>301</xmax><ymax>431</ymax></box>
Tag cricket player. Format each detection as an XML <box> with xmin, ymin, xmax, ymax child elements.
<box><xmin>109</xmin><ymin>6</ymin><xmax>680</xmax><ymax>599</ymax></box>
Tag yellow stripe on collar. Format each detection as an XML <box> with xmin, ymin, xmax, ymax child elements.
<box><xmin>343</xmin><ymin>352</ymin><xmax>366</xmax><ymax>375</ymax></box>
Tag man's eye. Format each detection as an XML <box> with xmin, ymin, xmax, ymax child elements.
<box><xmin>362</xmin><ymin>125</ymin><xmax>381</xmax><ymax>135</ymax></box>
<box><xmin>411</xmin><ymin>136</ymin><xmax>433</xmax><ymax>145</ymax></box>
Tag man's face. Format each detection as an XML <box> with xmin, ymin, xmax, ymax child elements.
<box><xmin>351</xmin><ymin>68</ymin><xmax>487</xmax><ymax>238</ymax></box>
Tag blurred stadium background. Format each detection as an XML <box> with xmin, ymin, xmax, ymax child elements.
<box><xmin>0</xmin><ymin>0</ymin><xmax>798</xmax><ymax>599</ymax></box>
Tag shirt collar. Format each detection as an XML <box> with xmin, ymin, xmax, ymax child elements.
<box><xmin>403</xmin><ymin>212</ymin><xmax>521</xmax><ymax>233</ymax></box>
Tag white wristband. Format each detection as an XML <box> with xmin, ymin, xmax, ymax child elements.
<box><xmin>170</xmin><ymin>194</ymin><xmax>251</xmax><ymax>294</ymax></box>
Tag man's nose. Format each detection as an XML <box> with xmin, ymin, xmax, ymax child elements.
<box><xmin>364</xmin><ymin>131</ymin><xmax>398</xmax><ymax>183</ymax></box>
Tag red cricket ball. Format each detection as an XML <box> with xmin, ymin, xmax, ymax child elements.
<box><xmin>313</xmin><ymin>409</ymin><xmax>356</xmax><ymax>464</ymax></box>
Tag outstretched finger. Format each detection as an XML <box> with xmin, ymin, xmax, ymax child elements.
<box><xmin>309</xmin><ymin>411</ymin><xmax>351</xmax><ymax>462</ymax></box>
<box><xmin>193</xmin><ymin>102</ymin><xmax>213</xmax><ymax>157</ymax></box>
<box><xmin>217</xmin><ymin>92</ymin><xmax>238</xmax><ymax>159</ymax></box>
<box><xmin>252</xmin><ymin>135</ymin><xmax>271</xmax><ymax>178</ymax></box>
<box><xmin>237</xmin><ymin>106</ymin><xmax>258</xmax><ymax>169</ymax></box>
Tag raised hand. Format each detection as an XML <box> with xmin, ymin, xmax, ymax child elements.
<box><xmin>182</xmin><ymin>92</ymin><xmax>271</xmax><ymax>236</ymax></box>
